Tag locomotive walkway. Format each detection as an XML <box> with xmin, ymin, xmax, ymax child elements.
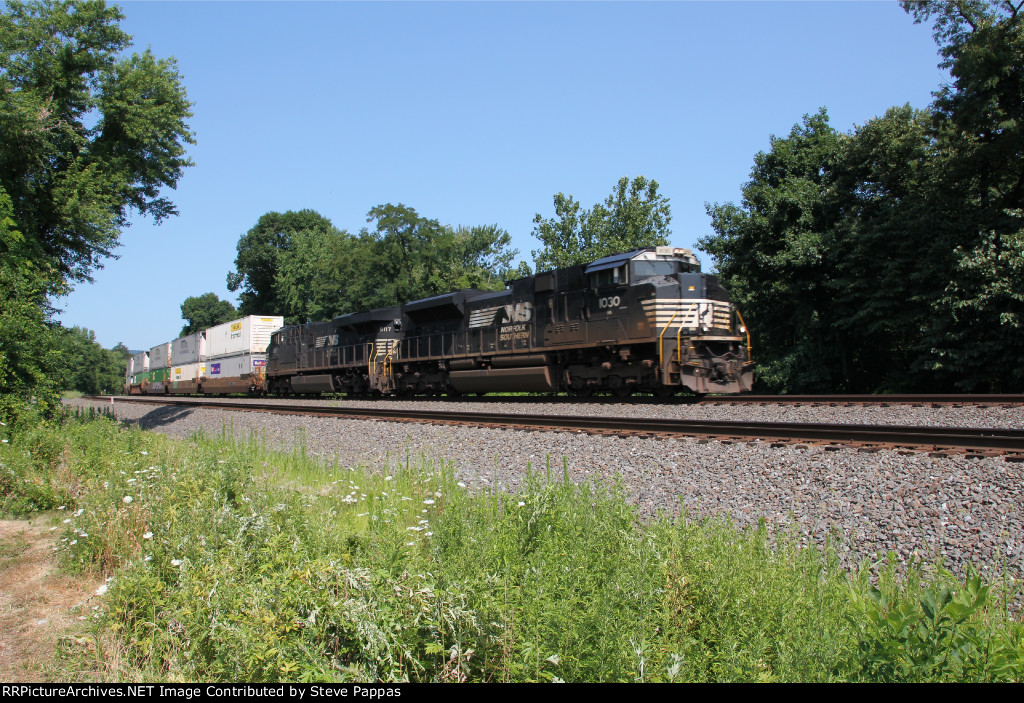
<box><xmin>97</xmin><ymin>395</ymin><xmax>1024</xmax><ymax>457</ymax></box>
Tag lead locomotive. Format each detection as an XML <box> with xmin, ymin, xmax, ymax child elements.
<box><xmin>266</xmin><ymin>246</ymin><xmax>754</xmax><ymax>397</ymax></box>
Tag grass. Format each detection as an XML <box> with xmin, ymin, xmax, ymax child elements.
<box><xmin>2</xmin><ymin>406</ymin><xmax>1023</xmax><ymax>682</ymax></box>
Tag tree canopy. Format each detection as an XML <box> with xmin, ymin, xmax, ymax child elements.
<box><xmin>226</xmin><ymin>206</ymin><xmax>520</xmax><ymax>324</ymax></box>
<box><xmin>0</xmin><ymin>0</ymin><xmax>194</xmax><ymax>423</ymax></box>
<box><xmin>701</xmin><ymin>1</ymin><xmax>1024</xmax><ymax>392</ymax></box>
<box><xmin>531</xmin><ymin>176</ymin><xmax>671</xmax><ymax>272</ymax></box>
<box><xmin>180</xmin><ymin>293</ymin><xmax>237</xmax><ymax>337</ymax></box>
<box><xmin>0</xmin><ymin>0</ymin><xmax>195</xmax><ymax>290</ymax></box>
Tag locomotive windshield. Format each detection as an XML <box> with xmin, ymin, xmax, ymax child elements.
<box><xmin>630</xmin><ymin>260</ymin><xmax>677</xmax><ymax>279</ymax></box>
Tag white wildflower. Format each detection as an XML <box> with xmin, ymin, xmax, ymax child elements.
<box><xmin>517</xmin><ymin>501</ymin><xmax>525</xmax><ymax>507</ymax></box>
<box><xmin>143</xmin><ymin>531</ymin><xmax>153</xmax><ymax>540</ymax></box>
<box><xmin>423</xmin><ymin>499</ymin><xmax>435</xmax><ymax>505</ymax></box>
<box><xmin>171</xmin><ymin>559</ymin><xmax>182</xmax><ymax>567</ymax></box>
<box><xmin>123</xmin><ymin>496</ymin><xmax>133</xmax><ymax>504</ymax></box>
<box><xmin>95</xmin><ymin>584</ymin><xmax>108</xmax><ymax>596</ymax></box>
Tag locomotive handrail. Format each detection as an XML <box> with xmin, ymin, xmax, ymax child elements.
<box><xmin>735</xmin><ymin>308</ymin><xmax>752</xmax><ymax>358</ymax></box>
<box><xmin>658</xmin><ymin>311</ymin><xmax>678</xmax><ymax>376</ymax></box>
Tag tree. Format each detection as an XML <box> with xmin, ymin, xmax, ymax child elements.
<box><xmin>179</xmin><ymin>293</ymin><xmax>237</xmax><ymax>336</ymax></box>
<box><xmin>826</xmin><ymin>105</ymin><xmax>941</xmax><ymax>391</ymax></box>
<box><xmin>531</xmin><ymin>176</ymin><xmax>672</xmax><ymax>271</ymax></box>
<box><xmin>228</xmin><ymin>206</ymin><xmax>518</xmax><ymax>323</ymax></box>
<box><xmin>363</xmin><ymin>204</ymin><xmax>518</xmax><ymax>308</ymax></box>
<box><xmin>0</xmin><ymin>264</ymin><xmax>65</xmax><ymax>424</ymax></box>
<box><xmin>701</xmin><ymin>110</ymin><xmax>845</xmax><ymax>392</ymax></box>
<box><xmin>275</xmin><ymin>227</ymin><xmax>368</xmax><ymax>324</ymax></box>
<box><xmin>226</xmin><ymin>209</ymin><xmax>336</xmax><ymax>316</ymax></box>
<box><xmin>0</xmin><ymin>0</ymin><xmax>195</xmax><ymax>290</ymax></box>
<box><xmin>901</xmin><ymin>0</ymin><xmax>1024</xmax><ymax>390</ymax></box>
<box><xmin>54</xmin><ymin>325</ymin><xmax>127</xmax><ymax>395</ymax></box>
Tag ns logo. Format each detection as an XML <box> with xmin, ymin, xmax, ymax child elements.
<box><xmin>501</xmin><ymin>302</ymin><xmax>533</xmax><ymax>324</ymax></box>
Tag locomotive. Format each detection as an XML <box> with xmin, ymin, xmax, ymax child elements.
<box><xmin>264</xmin><ymin>246</ymin><xmax>753</xmax><ymax>397</ymax></box>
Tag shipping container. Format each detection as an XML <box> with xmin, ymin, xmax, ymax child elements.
<box><xmin>149</xmin><ymin>342</ymin><xmax>172</xmax><ymax>370</ymax></box>
<box><xmin>170</xmin><ymin>363</ymin><xmax>204</xmax><ymax>383</ymax></box>
<box><xmin>132</xmin><ymin>351</ymin><xmax>149</xmax><ymax>374</ymax></box>
<box><xmin>205</xmin><ymin>315</ymin><xmax>283</xmax><ymax>359</ymax></box>
<box><xmin>202</xmin><ymin>353</ymin><xmax>268</xmax><ymax>394</ymax></box>
<box><xmin>167</xmin><ymin>362</ymin><xmax>205</xmax><ymax>395</ymax></box>
<box><xmin>171</xmin><ymin>332</ymin><xmax>206</xmax><ymax>366</ymax></box>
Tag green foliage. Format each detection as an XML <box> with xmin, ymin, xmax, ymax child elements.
<box><xmin>179</xmin><ymin>292</ymin><xmax>237</xmax><ymax>336</ymax></box>
<box><xmin>701</xmin><ymin>110</ymin><xmax>845</xmax><ymax>392</ymax></box>
<box><xmin>532</xmin><ymin>176</ymin><xmax>671</xmax><ymax>272</ymax></box>
<box><xmin>0</xmin><ymin>263</ymin><xmax>66</xmax><ymax>425</ymax></box>
<box><xmin>53</xmin><ymin>325</ymin><xmax>130</xmax><ymax>395</ymax></box>
<box><xmin>844</xmin><ymin>571</ymin><xmax>1024</xmax><ymax>682</ymax></box>
<box><xmin>227</xmin><ymin>206</ymin><xmax>519</xmax><ymax>322</ymax></box>
<box><xmin>25</xmin><ymin>414</ymin><xmax>1023</xmax><ymax>682</ymax></box>
<box><xmin>701</xmin><ymin>1</ymin><xmax>1024</xmax><ymax>393</ymax></box>
<box><xmin>0</xmin><ymin>0</ymin><xmax>195</xmax><ymax>287</ymax></box>
<box><xmin>0</xmin><ymin>0</ymin><xmax>193</xmax><ymax>426</ymax></box>
<box><xmin>226</xmin><ymin>209</ymin><xmax>337</xmax><ymax>318</ymax></box>
<box><xmin>364</xmin><ymin>204</ymin><xmax>517</xmax><ymax>307</ymax></box>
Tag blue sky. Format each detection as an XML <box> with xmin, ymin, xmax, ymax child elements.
<box><xmin>55</xmin><ymin>0</ymin><xmax>948</xmax><ymax>350</ymax></box>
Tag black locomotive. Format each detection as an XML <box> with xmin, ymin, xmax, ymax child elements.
<box><xmin>264</xmin><ymin>247</ymin><xmax>753</xmax><ymax>397</ymax></box>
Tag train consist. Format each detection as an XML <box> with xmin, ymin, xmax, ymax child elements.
<box><xmin>125</xmin><ymin>246</ymin><xmax>754</xmax><ymax>398</ymax></box>
<box><xmin>124</xmin><ymin>316</ymin><xmax>284</xmax><ymax>395</ymax></box>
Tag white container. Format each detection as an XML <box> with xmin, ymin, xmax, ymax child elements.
<box><xmin>149</xmin><ymin>342</ymin><xmax>172</xmax><ymax>370</ymax></box>
<box><xmin>171</xmin><ymin>362</ymin><xmax>205</xmax><ymax>382</ymax></box>
<box><xmin>205</xmin><ymin>315</ymin><xmax>283</xmax><ymax>359</ymax></box>
<box><xmin>132</xmin><ymin>351</ymin><xmax>149</xmax><ymax>373</ymax></box>
<box><xmin>206</xmin><ymin>353</ymin><xmax>266</xmax><ymax>380</ymax></box>
<box><xmin>171</xmin><ymin>332</ymin><xmax>206</xmax><ymax>366</ymax></box>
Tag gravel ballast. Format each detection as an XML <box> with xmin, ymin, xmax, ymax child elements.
<box><xmin>70</xmin><ymin>397</ymin><xmax>1024</xmax><ymax>581</ymax></box>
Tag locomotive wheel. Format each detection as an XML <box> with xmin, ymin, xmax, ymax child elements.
<box><xmin>653</xmin><ymin>385</ymin><xmax>676</xmax><ymax>398</ymax></box>
<box><xmin>612</xmin><ymin>385</ymin><xmax>633</xmax><ymax>398</ymax></box>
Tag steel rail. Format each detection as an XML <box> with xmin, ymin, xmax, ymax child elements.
<box><xmin>94</xmin><ymin>396</ymin><xmax>1024</xmax><ymax>453</ymax></box>
<box><xmin>698</xmin><ymin>394</ymin><xmax>1024</xmax><ymax>405</ymax></box>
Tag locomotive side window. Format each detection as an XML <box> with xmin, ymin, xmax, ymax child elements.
<box><xmin>590</xmin><ymin>265</ymin><xmax>625</xmax><ymax>289</ymax></box>
<box><xmin>630</xmin><ymin>260</ymin><xmax>677</xmax><ymax>279</ymax></box>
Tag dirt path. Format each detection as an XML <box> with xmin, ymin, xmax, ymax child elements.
<box><xmin>0</xmin><ymin>517</ymin><xmax>105</xmax><ymax>682</ymax></box>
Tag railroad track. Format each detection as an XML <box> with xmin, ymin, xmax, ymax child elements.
<box><xmin>92</xmin><ymin>396</ymin><xmax>1024</xmax><ymax>457</ymax></box>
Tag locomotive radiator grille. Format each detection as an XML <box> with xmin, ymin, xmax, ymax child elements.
<box><xmin>642</xmin><ymin>299</ymin><xmax>734</xmax><ymax>332</ymax></box>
